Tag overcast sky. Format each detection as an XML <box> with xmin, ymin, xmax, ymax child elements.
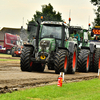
<box><xmin>0</xmin><ymin>0</ymin><xmax>97</xmax><ymax>29</ymax></box>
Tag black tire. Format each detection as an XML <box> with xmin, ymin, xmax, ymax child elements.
<box><xmin>20</xmin><ymin>47</ymin><xmax>33</xmax><ymax>72</ymax></box>
<box><xmin>11</xmin><ymin>49</ymin><xmax>16</xmax><ymax>57</ymax></box>
<box><xmin>77</xmin><ymin>49</ymin><xmax>90</xmax><ymax>72</ymax></box>
<box><xmin>54</xmin><ymin>50</ymin><xmax>69</xmax><ymax>74</ymax></box>
<box><xmin>12</xmin><ymin>49</ymin><xmax>15</xmax><ymax>57</ymax></box>
<box><xmin>67</xmin><ymin>47</ymin><xmax>77</xmax><ymax>74</ymax></box>
<box><xmin>93</xmin><ymin>48</ymin><xmax>100</xmax><ymax>72</ymax></box>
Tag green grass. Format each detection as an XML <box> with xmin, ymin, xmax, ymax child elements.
<box><xmin>0</xmin><ymin>53</ymin><xmax>12</xmax><ymax>57</ymax></box>
<box><xmin>0</xmin><ymin>78</ymin><xmax>100</xmax><ymax>100</ymax></box>
<box><xmin>0</xmin><ymin>59</ymin><xmax>20</xmax><ymax>61</ymax></box>
<box><xmin>0</xmin><ymin>53</ymin><xmax>20</xmax><ymax>61</ymax></box>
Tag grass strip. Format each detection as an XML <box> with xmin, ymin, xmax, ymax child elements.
<box><xmin>0</xmin><ymin>78</ymin><xmax>100</xmax><ymax>100</ymax></box>
<box><xmin>0</xmin><ymin>59</ymin><xmax>20</xmax><ymax>61</ymax></box>
<box><xmin>0</xmin><ymin>54</ymin><xmax>12</xmax><ymax>57</ymax></box>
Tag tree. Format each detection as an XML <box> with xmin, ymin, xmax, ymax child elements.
<box><xmin>91</xmin><ymin>0</ymin><xmax>100</xmax><ymax>26</ymax></box>
<box><xmin>33</xmin><ymin>3</ymin><xmax>63</xmax><ymax>21</ymax></box>
<box><xmin>93</xmin><ymin>7</ymin><xmax>100</xmax><ymax>26</ymax></box>
<box><xmin>91</xmin><ymin>0</ymin><xmax>99</xmax><ymax>5</ymax></box>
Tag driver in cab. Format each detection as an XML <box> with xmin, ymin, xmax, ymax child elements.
<box><xmin>73</xmin><ymin>30</ymin><xmax>80</xmax><ymax>41</ymax></box>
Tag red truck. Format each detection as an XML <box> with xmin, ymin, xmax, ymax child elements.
<box><xmin>0</xmin><ymin>33</ymin><xmax>23</xmax><ymax>55</ymax></box>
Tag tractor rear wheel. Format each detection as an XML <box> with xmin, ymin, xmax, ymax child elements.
<box><xmin>93</xmin><ymin>48</ymin><xmax>100</xmax><ymax>72</ymax></box>
<box><xmin>67</xmin><ymin>47</ymin><xmax>77</xmax><ymax>74</ymax></box>
<box><xmin>20</xmin><ymin>47</ymin><xmax>33</xmax><ymax>72</ymax></box>
<box><xmin>54</xmin><ymin>50</ymin><xmax>68</xmax><ymax>74</ymax></box>
<box><xmin>77</xmin><ymin>49</ymin><xmax>90</xmax><ymax>72</ymax></box>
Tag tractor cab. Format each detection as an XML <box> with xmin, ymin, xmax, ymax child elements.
<box><xmin>40</xmin><ymin>22</ymin><xmax>62</xmax><ymax>48</ymax></box>
<box><xmin>38</xmin><ymin>21</ymin><xmax>69</xmax><ymax>52</ymax></box>
<box><xmin>69</xmin><ymin>26</ymin><xmax>89</xmax><ymax>49</ymax></box>
<box><xmin>27</xmin><ymin>22</ymin><xmax>38</xmax><ymax>44</ymax></box>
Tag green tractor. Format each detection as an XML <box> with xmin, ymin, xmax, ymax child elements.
<box><xmin>76</xmin><ymin>29</ymin><xmax>95</xmax><ymax>72</ymax></box>
<box><xmin>20</xmin><ymin>21</ymin><xmax>78</xmax><ymax>74</ymax></box>
<box><xmin>68</xmin><ymin>26</ymin><xmax>96</xmax><ymax>72</ymax></box>
<box><xmin>89</xmin><ymin>26</ymin><xmax>100</xmax><ymax>72</ymax></box>
<box><xmin>20</xmin><ymin>20</ymin><xmax>96</xmax><ymax>74</ymax></box>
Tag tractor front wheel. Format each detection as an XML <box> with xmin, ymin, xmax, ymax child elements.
<box><xmin>20</xmin><ymin>47</ymin><xmax>33</xmax><ymax>72</ymax></box>
<box><xmin>54</xmin><ymin>50</ymin><xmax>68</xmax><ymax>74</ymax></box>
<box><xmin>77</xmin><ymin>49</ymin><xmax>90</xmax><ymax>72</ymax></box>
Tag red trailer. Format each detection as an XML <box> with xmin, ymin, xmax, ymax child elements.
<box><xmin>0</xmin><ymin>33</ymin><xmax>23</xmax><ymax>54</ymax></box>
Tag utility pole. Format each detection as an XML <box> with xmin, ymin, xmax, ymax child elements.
<box><xmin>68</xmin><ymin>10</ymin><xmax>71</xmax><ymax>26</ymax></box>
<box><xmin>88</xmin><ymin>16</ymin><xmax>91</xmax><ymax>30</ymax></box>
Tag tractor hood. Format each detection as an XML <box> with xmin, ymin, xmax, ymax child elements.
<box><xmin>89</xmin><ymin>40</ymin><xmax>100</xmax><ymax>48</ymax></box>
<box><xmin>39</xmin><ymin>38</ymin><xmax>56</xmax><ymax>53</ymax></box>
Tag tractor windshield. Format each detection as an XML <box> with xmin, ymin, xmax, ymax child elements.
<box><xmin>41</xmin><ymin>25</ymin><xmax>62</xmax><ymax>39</ymax></box>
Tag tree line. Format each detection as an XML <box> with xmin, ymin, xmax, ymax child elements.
<box><xmin>91</xmin><ymin>0</ymin><xmax>100</xmax><ymax>27</ymax></box>
<box><xmin>28</xmin><ymin>1</ymin><xmax>100</xmax><ymax>28</ymax></box>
